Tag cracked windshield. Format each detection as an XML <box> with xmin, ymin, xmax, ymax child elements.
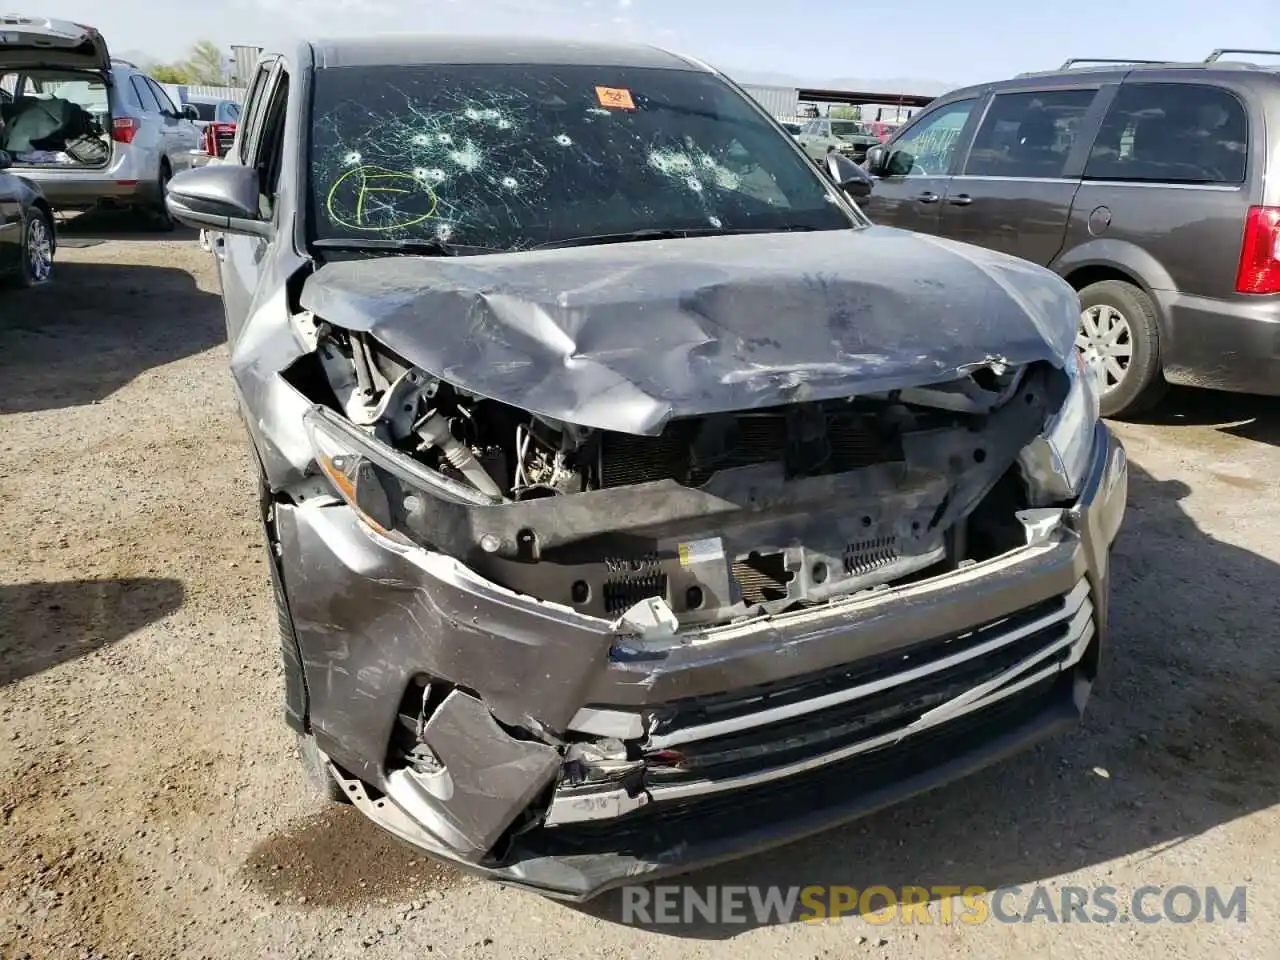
<box><xmin>308</xmin><ymin>63</ymin><xmax>855</xmax><ymax>252</ymax></box>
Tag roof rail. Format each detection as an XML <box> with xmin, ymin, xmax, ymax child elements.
<box><xmin>109</xmin><ymin>57</ymin><xmax>139</xmax><ymax>68</ymax></box>
<box><xmin>1058</xmin><ymin>57</ymin><xmax>1166</xmax><ymax>70</ymax></box>
<box><xmin>1205</xmin><ymin>48</ymin><xmax>1280</xmax><ymax>63</ymax></box>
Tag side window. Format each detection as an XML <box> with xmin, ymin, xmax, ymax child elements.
<box><xmin>236</xmin><ymin>61</ymin><xmax>277</xmax><ymax>161</ymax></box>
<box><xmin>250</xmin><ymin>68</ymin><xmax>290</xmax><ymax>219</ymax></box>
<box><xmin>226</xmin><ymin>102</ymin><xmax>241</xmax><ymax>121</ymax></box>
<box><xmin>114</xmin><ymin>76</ymin><xmax>140</xmax><ymax>111</ymax></box>
<box><xmin>887</xmin><ymin>99</ymin><xmax>977</xmax><ymax>176</ymax></box>
<box><xmin>146</xmin><ymin>79</ymin><xmax>179</xmax><ymax>116</ymax></box>
<box><xmin>1084</xmin><ymin>83</ymin><xmax>1247</xmax><ymax>184</ymax></box>
<box><xmin>964</xmin><ymin>89</ymin><xmax>1098</xmax><ymax>178</ymax></box>
<box><xmin>131</xmin><ymin>76</ymin><xmax>160</xmax><ymax>113</ymax></box>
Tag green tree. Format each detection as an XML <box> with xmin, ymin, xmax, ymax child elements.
<box><xmin>148</xmin><ymin>62</ymin><xmax>194</xmax><ymax>83</ymax></box>
<box><xmin>185</xmin><ymin>40</ymin><xmax>226</xmax><ymax>84</ymax></box>
<box><xmin>829</xmin><ymin>105</ymin><xmax>860</xmax><ymax>120</ymax></box>
<box><xmin>145</xmin><ymin>40</ymin><xmax>224</xmax><ymax>85</ymax></box>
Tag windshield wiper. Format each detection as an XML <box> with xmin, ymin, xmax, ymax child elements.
<box><xmin>312</xmin><ymin>237</ymin><xmax>489</xmax><ymax>257</ymax></box>
<box><xmin>531</xmin><ymin>225</ymin><xmax>817</xmax><ymax>251</ymax></box>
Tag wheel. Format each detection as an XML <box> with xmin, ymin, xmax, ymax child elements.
<box><xmin>13</xmin><ymin>209</ymin><xmax>54</xmax><ymax>287</ymax></box>
<box><xmin>149</xmin><ymin>163</ymin><xmax>176</xmax><ymax>231</ymax></box>
<box><xmin>296</xmin><ymin>731</ymin><xmax>350</xmax><ymax>804</ymax></box>
<box><xmin>1076</xmin><ymin>279</ymin><xmax>1167</xmax><ymax>419</ymax></box>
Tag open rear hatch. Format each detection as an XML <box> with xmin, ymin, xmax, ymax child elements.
<box><xmin>0</xmin><ymin>15</ymin><xmax>111</xmax><ymax>72</ymax></box>
<box><xmin>0</xmin><ymin>15</ymin><xmax>114</xmax><ymax>168</ymax></box>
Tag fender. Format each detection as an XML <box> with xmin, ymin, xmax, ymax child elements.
<box><xmin>1051</xmin><ymin>238</ymin><xmax>1186</xmax><ymax>364</ymax></box>
<box><xmin>1051</xmin><ymin>238</ymin><xmax>1178</xmax><ymax>297</ymax></box>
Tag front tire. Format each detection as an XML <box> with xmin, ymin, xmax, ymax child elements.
<box><xmin>1076</xmin><ymin>279</ymin><xmax>1167</xmax><ymax>419</ymax></box>
<box><xmin>296</xmin><ymin>731</ymin><xmax>350</xmax><ymax>804</ymax></box>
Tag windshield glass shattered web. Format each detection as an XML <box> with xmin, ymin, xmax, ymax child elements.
<box><xmin>307</xmin><ymin>63</ymin><xmax>854</xmax><ymax>252</ymax></box>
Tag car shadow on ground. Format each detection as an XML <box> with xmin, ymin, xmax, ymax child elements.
<box><xmin>0</xmin><ymin>578</ymin><xmax>185</xmax><ymax>687</ymax></box>
<box><xmin>1135</xmin><ymin>387</ymin><xmax>1280</xmax><ymax>447</ymax></box>
<box><xmin>571</xmin><ymin>456</ymin><xmax>1280</xmax><ymax>936</ymax></box>
<box><xmin>0</xmin><ymin>256</ymin><xmax>223</xmax><ymax>415</ymax></box>
<box><xmin>54</xmin><ymin>207</ymin><xmax>200</xmax><ymax>245</ymax></box>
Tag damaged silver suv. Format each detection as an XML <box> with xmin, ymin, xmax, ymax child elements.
<box><xmin>165</xmin><ymin>35</ymin><xmax>1128</xmax><ymax>900</ymax></box>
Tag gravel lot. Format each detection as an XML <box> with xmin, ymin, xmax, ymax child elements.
<box><xmin>2</xmin><ymin>219</ymin><xmax>1278</xmax><ymax>959</ymax></box>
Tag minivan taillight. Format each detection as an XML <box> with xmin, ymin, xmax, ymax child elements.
<box><xmin>111</xmin><ymin>117</ymin><xmax>137</xmax><ymax>144</ymax></box>
<box><xmin>1236</xmin><ymin>206</ymin><xmax>1280</xmax><ymax>295</ymax></box>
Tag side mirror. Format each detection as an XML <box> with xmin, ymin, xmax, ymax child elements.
<box><xmin>182</xmin><ymin>104</ymin><xmax>200</xmax><ymax>121</ymax></box>
<box><xmin>885</xmin><ymin>149</ymin><xmax>916</xmax><ymax>177</ymax></box>
<box><xmin>864</xmin><ymin>145</ymin><xmax>887</xmax><ymax>176</ymax></box>
<box><xmin>0</xmin><ymin>149</ymin><xmax>12</xmax><ymax>171</ymax></box>
<box><xmin>165</xmin><ymin>163</ymin><xmax>271</xmax><ymax>238</ymax></box>
<box><xmin>825</xmin><ymin>151</ymin><xmax>874</xmax><ymax>199</ymax></box>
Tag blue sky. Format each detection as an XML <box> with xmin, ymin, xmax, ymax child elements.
<box><xmin>37</xmin><ymin>0</ymin><xmax>1280</xmax><ymax>87</ymax></box>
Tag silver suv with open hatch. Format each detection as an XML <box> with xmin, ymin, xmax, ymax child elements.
<box><xmin>0</xmin><ymin>15</ymin><xmax>202</xmax><ymax>227</ymax></box>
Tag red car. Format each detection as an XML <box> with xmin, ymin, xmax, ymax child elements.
<box><xmin>186</xmin><ymin>98</ymin><xmax>240</xmax><ymax>165</ymax></box>
<box><xmin>866</xmin><ymin>120</ymin><xmax>901</xmax><ymax>143</ymax></box>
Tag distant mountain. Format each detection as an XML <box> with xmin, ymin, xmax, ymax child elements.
<box><xmin>728</xmin><ymin>67</ymin><xmax>957</xmax><ymax>97</ymax></box>
<box><xmin>725</xmin><ymin>69</ymin><xmax>814</xmax><ymax>87</ymax></box>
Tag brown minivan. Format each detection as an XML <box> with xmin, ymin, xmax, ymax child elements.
<box><xmin>862</xmin><ymin>51</ymin><xmax>1280</xmax><ymax>418</ymax></box>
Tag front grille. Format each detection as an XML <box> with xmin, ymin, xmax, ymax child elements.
<box><xmin>583</xmin><ymin>580</ymin><xmax>1093</xmax><ymax>803</ymax></box>
<box><xmin>649</xmin><ymin>613</ymin><xmax>1072</xmax><ymax>783</ymax></box>
<box><xmin>531</xmin><ymin>673</ymin><xmax>1067</xmax><ymax>857</ymax></box>
<box><xmin>650</xmin><ymin>589</ymin><xmax>1073</xmax><ymax>735</ymax></box>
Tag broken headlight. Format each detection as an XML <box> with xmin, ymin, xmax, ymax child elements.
<box><xmin>303</xmin><ymin>404</ymin><xmax>497</xmax><ymax>541</ymax></box>
<box><xmin>1018</xmin><ymin>351</ymin><xmax>1101</xmax><ymax>505</ymax></box>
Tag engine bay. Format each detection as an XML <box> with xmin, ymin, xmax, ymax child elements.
<box><xmin>289</xmin><ymin>316</ymin><xmax>1065</xmax><ymax>627</ymax></box>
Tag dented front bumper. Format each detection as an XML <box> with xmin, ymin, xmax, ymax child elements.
<box><xmin>275</xmin><ymin>422</ymin><xmax>1127</xmax><ymax>901</ymax></box>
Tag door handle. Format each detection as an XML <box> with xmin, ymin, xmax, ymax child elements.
<box><xmin>947</xmin><ymin>194</ymin><xmax>973</xmax><ymax>206</ymax></box>
<box><xmin>915</xmin><ymin>192</ymin><xmax>940</xmax><ymax>204</ymax></box>
<box><xmin>212</xmin><ymin>235</ymin><xmax>226</xmax><ymax>261</ymax></box>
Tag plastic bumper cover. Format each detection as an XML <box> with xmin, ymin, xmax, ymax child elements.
<box><xmin>278</xmin><ymin>422</ymin><xmax>1128</xmax><ymax>900</ymax></box>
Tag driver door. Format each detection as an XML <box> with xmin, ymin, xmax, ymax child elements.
<box><xmin>861</xmin><ymin>97</ymin><xmax>983</xmax><ymax>233</ymax></box>
<box><xmin>215</xmin><ymin>58</ymin><xmax>284</xmax><ymax>341</ymax></box>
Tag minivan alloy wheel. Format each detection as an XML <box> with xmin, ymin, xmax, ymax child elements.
<box><xmin>1077</xmin><ymin>304</ymin><xmax>1133</xmax><ymax>392</ymax></box>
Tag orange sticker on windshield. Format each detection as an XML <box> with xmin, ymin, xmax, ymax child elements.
<box><xmin>595</xmin><ymin>86</ymin><xmax>636</xmax><ymax>110</ymax></box>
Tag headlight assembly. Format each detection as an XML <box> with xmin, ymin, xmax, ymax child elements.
<box><xmin>303</xmin><ymin>404</ymin><xmax>497</xmax><ymax>543</ymax></box>
<box><xmin>1017</xmin><ymin>351</ymin><xmax>1101</xmax><ymax>505</ymax></box>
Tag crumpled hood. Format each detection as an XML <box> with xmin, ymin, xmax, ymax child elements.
<box><xmin>300</xmin><ymin>226</ymin><xmax>1079</xmax><ymax>436</ymax></box>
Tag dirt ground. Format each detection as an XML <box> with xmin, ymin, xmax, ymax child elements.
<box><xmin>1</xmin><ymin>216</ymin><xmax>1278</xmax><ymax>960</ymax></box>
